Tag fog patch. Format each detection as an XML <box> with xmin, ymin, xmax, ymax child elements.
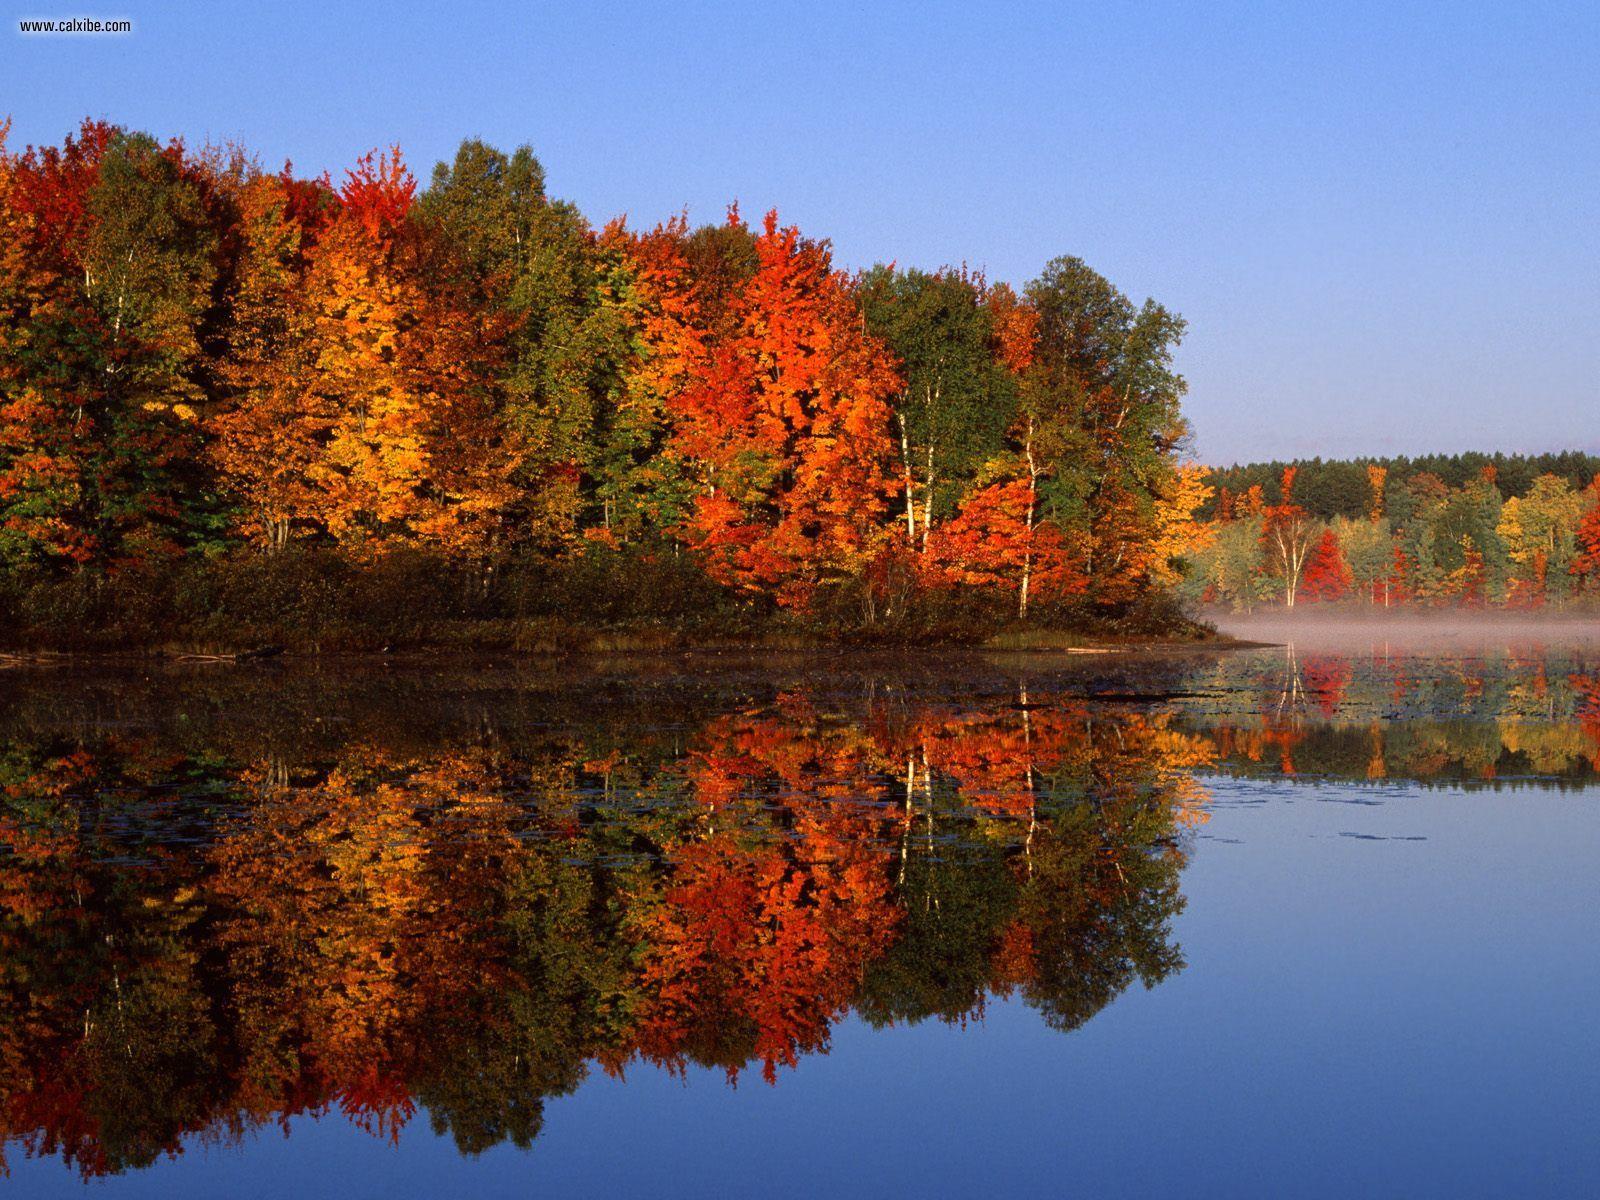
<box><xmin>1207</xmin><ymin>608</ymin><xmax>1600</xmax><ymax>653</ymax></box>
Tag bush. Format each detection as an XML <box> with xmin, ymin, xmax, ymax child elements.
<box><xmin>0</xmin><ymin>542</ymin><xmax>1209</xmax><ymax>653</ymax></box>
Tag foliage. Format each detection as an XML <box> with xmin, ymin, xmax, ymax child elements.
<box><xmin>1299</xmin><ymin>529</ymin><xmax>1351</xmax><ymax>602</ymax></box>
<box><xmin>1205</xmin><ymin>451</ymin><xmax>1600</xmax><ymax>522</ymax></box>
<box><xmin>1187</xmin><ymin>463</ymin><xmax>1600</xmax><ymax>610</ymax></box>
<box><xmin>0</xmin><ymin>121</ymin><xmax>1205</xmax><ymax>644</ymax></box>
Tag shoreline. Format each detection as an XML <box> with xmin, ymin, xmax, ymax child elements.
<box><xmin>0</xmin><ymin>628</ymin><xmax>1266</xmax><ymax>669</ymax></box>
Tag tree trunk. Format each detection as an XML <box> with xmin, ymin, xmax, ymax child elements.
<box><xmin>1020</xmin><ymin>419</ymin><xmax>1038</xmax><ymax>620</ymax></box>
<box><xmin>920</xmin><ymin>443</ymin><xmax>935</xmax><ymax>554</ymax></box>
<box><xmin>897</xmin><ymin>411</ymin><xmax>916</xmax><ymax>545</ymax></box>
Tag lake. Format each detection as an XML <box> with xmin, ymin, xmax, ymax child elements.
<box><xmin>2</xmin><ymin>629</ymin><xmax>1598</xmax><ymax>1198</ymax></box>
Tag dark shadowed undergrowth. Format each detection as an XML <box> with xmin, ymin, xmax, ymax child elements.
<box><xmin>0</xmin><ymin>547</ymin><xmax>1214</xmax><ymax>656</ymax></box>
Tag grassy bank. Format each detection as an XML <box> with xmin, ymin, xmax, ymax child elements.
<box><xmin>0</xmin><ymin>547</ymin><xmax>1213</xmax><ymax>657</ymax></box>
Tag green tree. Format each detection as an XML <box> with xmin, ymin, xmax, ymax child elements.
<box><xmin>1023</xmin><ymin>255</ymin><xmax>1189</xmax><ymax>606</ymax></box>
<box><xmin>1182</xmin><ymin>515</ymin><xmax>1272</xmax><ymax>611</ymax></box>
<box><xmin>422</xmin><ymin>139</ymin><xmax>626</xmax><ymax>546</ymax></box>
<box><xmin>1432</xmin><ymin>473</ymin><xmax>1507</xmax><ymax>603</ymax></box>
<box><xmin>1334</xmin><ymin>516</ymin><xmax>1396</xmax><ymax>605</ymax></box>
<box><xmin>857</xmin><ymin>266</ymin><xmax>1017</xmax><ymax>551</ymax></box>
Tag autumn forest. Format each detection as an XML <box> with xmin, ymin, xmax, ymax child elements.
<box><xmin>0</xmin><ymin>118</ymin><xmax>1214</xmax><ymax>649</ymax></box>
<box><xmin>3</xmin><ymin>119</ymin><xmax>1597</xmax><ymax>653</ymax></box>
<box><xmin>1186</xmin><ymin>454</ymin><xmax>1600</xmax><ymax>611</ymax></box>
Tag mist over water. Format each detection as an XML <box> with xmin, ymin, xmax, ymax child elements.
<box><xmin>1211</xmin><ymin>609</ymin><xmax>1600</xmax><ymax>654</ymax></box>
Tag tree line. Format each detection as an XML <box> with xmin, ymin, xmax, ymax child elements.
<box><xmin>1201</xmin><ymin>452</ymin><xmax>1600</xmax><ymax>522</ymax></box>
<box><xmin>0</xmin><ymin>119</ymin><xmax>1201</xmax><ymax>645</ymax></box>
<box><xmin>1182</xmin><ymin>462</ymin><xmax>1600</xmax><ymax>609</ymax></box>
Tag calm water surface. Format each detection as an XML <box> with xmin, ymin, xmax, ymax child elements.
<box><xmin>2</xmin><ymin>632</ymin><xmax>1598</xmax><ymax>1197</ymax></box>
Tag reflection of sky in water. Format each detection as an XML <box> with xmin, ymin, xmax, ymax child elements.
<box><xmin>3</xmin><ymin>645</ymin><xmax>1599</xmax><ymax>1198</ymax></box>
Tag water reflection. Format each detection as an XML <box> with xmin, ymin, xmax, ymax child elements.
<box><xmin>1</xmin><ymin>643</ymin><xmax>1598</xmax><ymax>1181</ymax></box>
<box><xmin>1173</xmin><ymin>643</ymin><xmax>1600</xmax><ymax>787</ymax></box>
<box><xmin>0</xmin><ymin>685</ymin><xmax>1205</xmax><ymax>1178</ymax></box>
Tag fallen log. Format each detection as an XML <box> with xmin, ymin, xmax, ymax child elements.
<box><xmin>175</xmin><ymin>644</ymin><xmax>285</xmax><ymax>663</ymax></box>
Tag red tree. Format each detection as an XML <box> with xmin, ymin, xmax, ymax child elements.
<box><xmin>929</xmin><ymin>478</ymin><xmax>1087</xmax><ymax>606</ymax></box>
<box><xmin>1571</xmin><ymin>476</ymin><xmax>1600</xmax><ymax>588</ymax></box>
<box><xmin>1300</xmin><ymin>529</ymin><xmax>1351</xmax><ymax>602</ymax></box>
<box><xmin>672</xmin><ymin>210</ymin><xmax>900</xmax><ymax>607</ymax></box>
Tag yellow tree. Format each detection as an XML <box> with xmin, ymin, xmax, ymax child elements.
<box><xmin>1149</xmin><ymin>462</ymin><xmax>1214</xmax><ymax>588</ymax></box>
<box><xmin>301</xmin><ymin>150</ymin><xmax>518</xmax><ymax>554</ymax></box>
<box><xmin>212</xmin><ymin>170</ymin><xmax>333</xmax><ymax>550</ymax></box>
<box><xmin>1365</xmin><ymin>464</ymin><xmax>1388</xmax><ymax>521</ymax></box>
<box><xmin>1498</xmin><ymin>474</ymin><xmax>1584</xmax><ymax>601</ymax></box>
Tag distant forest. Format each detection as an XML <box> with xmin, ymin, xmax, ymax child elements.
<box><xmin>1202</xmin><ymin>452</ymin><xmax>1600</xmax><ymax>521</ymax></box>
<box><xmin>1186</xmin><ymin>454</ymin><xmax>1600</xmax><ymax>611</ymax></box>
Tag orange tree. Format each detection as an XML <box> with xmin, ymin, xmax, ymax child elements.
<box><xmin>669</xmin><ymin>210</ymin><xmax>901</xmax><ymax>608</ymax></box>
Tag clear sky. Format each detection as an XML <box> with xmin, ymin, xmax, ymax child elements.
<box><xmin>5</xmin><ymin>0</ymin><xmax>1596</xmax><ymax>465</ymax></box>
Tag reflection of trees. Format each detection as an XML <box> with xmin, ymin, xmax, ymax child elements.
<box><xmin>1184</xmin><ymin>650</ymin><xmax>1600</xmax><ymax>789</ymax></box>
<box><xmin>5</xmin><ymin>650</ymin><xmax>1600</xmax><ymax>1177</ymax></box>
<box><xmin>0</xmin><ymin>744</ymin><xmax>224</xmax><ymax>1178</ymax></box>
<box><xmin>0</xmin><ymin>691</ymin><xmax>1207</xmax><ymax>1178</ymax></box>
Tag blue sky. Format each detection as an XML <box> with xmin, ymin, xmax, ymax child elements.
<box><xmin>5</xmin><ymin>0</ymin><xmax>1596</xmax><ymax>464</ymax></box>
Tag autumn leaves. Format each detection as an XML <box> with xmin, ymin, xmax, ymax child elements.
<box><xmin>619</xmin><ymin>210</ymin><xmax>901</xmax><ymax>607</ymax></box>
<box><xmin>0</xmin><ymin>121</ymin><xmax>1201</xmax><ymax>626</ymax></box>
<box><xmin>217</xmin><ymin>150</ymin><xmax>517</xmax><ymax>555</ymax></box>
<box><xmin>0</xmin><ymin>695</ymin><xmax>1201</xmax><ymax>1174</ymax></box>
<box><xmin>1190</xmin><ymin>462</ymin><xmax>1600</xmax><ymax>610</ymax></box>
